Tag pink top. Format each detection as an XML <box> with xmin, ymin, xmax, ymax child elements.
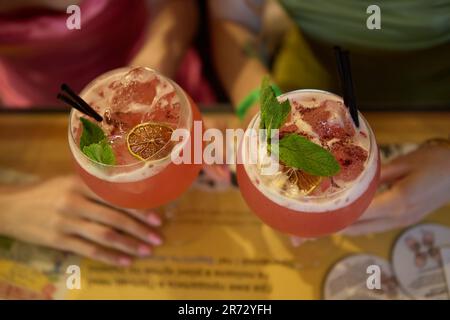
<box><xmin>0</xmin><ymin>0</ymin><xmax>147</xmax><ymax>108</ymax></box>
<box><xmin>0</xmin><ymin>0</ymin><xmax>216</xmax><ymax>108</ymax></box>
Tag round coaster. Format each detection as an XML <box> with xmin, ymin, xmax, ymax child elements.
<box><xmin>392</xmin><ymin>223</ymin><xmax>450</xmax><ymax>299</ymax></box>
<box><xmin>323</xmin><ymin>254</ymin><xmax>408</xmax><ymax>300</ymax></box>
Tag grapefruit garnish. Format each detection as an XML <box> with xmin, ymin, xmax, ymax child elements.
<box><xmin>284</xmin><ymin>167</ymin><xmax>322</xmax><ymax>195</ymax></box>
<box><xmin>126</xmin><ymin>122</ymin><xmax>174</xmax><ymax>161</ymax></box>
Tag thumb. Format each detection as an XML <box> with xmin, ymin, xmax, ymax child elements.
<box><xmin>380</xmin><ymin>158</ymin><xmax>410</xmax><ymax>185</ymax></box>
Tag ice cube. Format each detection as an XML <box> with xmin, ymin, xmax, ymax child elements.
<box><xmin>331</xmin><ymin>141</ymin><xmax>368</xmax><ymax>182</ymax></box>
<box><xmin>301</xmin><ymin>99</ymin><xmax>355</xmax><ymax>141</ymax></box>
<box><xmin>109</xmin><ymin>78</ymin><xmax>158</xmax><ymax>113</ymax></box>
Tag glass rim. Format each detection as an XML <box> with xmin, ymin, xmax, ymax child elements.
<box><xmin>243</xmin><ymin>89</ymin><xmax>378</xmax><ymax>201</ymax></box>
<box><xmin>68</xmin><ymin>66</ymin><xmax>192</xmax><ymax>169</ymax></box>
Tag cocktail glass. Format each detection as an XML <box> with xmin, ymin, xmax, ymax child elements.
<box><xmin>68</xmin><ymin>67</ymin><xmax>202</xmax><ymax>244</ymax></box>
<box><xmin>237</xmin><ymin>89</ymin><xmax>380</xmax><ymax>265</ymax></box>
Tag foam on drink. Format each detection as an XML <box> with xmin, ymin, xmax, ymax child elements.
<box><xmin>242</xmin><ymin>90</ymin><xmax>378</xmax><ymax>212</ymax></box>
<box><xmin>69</xmin><ymin>67</ymin><xmax>191</xmax><ymax>183</ymax></box>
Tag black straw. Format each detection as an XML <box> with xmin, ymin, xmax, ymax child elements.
<box><xmin>60</xmin><ymin>83</ymin><xmax>103</xmax><ymax>122</ymax></box>
<box><xmin>57</xmin><ymin>93</ymin><xmax>92</xmax><ymax>117</ymax></box>
<box><xmin>334</xmin><ymin>46</ymin><xmax>359</xmax><ymax>127</ymax></box>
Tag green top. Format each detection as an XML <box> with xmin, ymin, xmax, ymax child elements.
<box><xmin>276</xmin><ymin>0</ymin><xmax>450</xmax><ymax>110</ymax></box>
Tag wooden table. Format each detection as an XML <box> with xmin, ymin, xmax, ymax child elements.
<box><xmin>1</xmin><ymin>111</ymin><xmax>449</xmax><ymax>178</ymax></box>
<box><xmin>0</xmin><ymin>110</ymin><xmax>449</xmax><ymax>300</ymax></box>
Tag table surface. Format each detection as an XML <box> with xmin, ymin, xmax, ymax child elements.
<box><xmin>1</xmin><ymin>111</ymin><xmax>449</xmax><ymax>178</ymax></box>
<box><xmin>0</xmin><ymin>110</ymin><xmax>449</xmax><ymax>299</ymax></box>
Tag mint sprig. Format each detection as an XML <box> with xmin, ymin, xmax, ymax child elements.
<box><xmin>83</xmin><ymin>141</ymin><xmax>115</xmax><ymax>165</ymax></box>
<box><xmin>79</xmin><ymin>118</ymin><xmax>115</xmax><ymax>165</ymax></box>
<box><xmin>80</xmin><ymin>117</ymin><xmax>105</xmax><ymax>149</ymax></box>
<box><xmin>277</xmin><ymin>134</ymin><xmax>340</xmax><ymax>176</ymax></box>
<box><xmin>259</xmin><ymin>77</ymin><xmax>340</xmax><ymax>177</ymax></box>
<box><xmin>260</xmin><ymin>77</ymin><xmax>290</xmax><ymax>139</ymax></box>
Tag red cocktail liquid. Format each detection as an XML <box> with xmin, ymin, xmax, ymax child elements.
<box><xmin>69</xmin><ymin>67</ymin><xmax>202</xmax><ymax>209</ymax></box>
<box><xmin>237</xmin><ymin>90</ymin><xmax>380</xmax><ymax>237</ymax></box>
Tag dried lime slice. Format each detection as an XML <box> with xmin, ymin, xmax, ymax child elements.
<box><xmin>284</xmin><ymin>167</ymin><xmax>322</xmax><ymax>195</ymax></box>
<box><xmin>127</xmin><ymin>122</ymin><xmax>174</xmax><ymax>161</ymax></box>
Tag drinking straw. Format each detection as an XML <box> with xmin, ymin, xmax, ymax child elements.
<box><xmin>334</xmin><ymin>46</ymin><xmax>359</xmax><ymax>127</ymax></box>
<box><xmin>59</xmin><ymin>83</ymin><xmax>103</xmax><ymax>122</ymax></box>
<box><xmin>56</xmin><ymin>93</ymin><xmax>94</xmax><ymax>118</ymax></box>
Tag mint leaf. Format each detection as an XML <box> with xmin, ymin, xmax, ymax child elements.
<box><xmin>82</xmin><ymin>143</ymin><xmax>102</xmax><ymax>163</ymax></box>
<box><xmin>99</xmin><ymin>142</ymin><xmax>116</xmax><ymax>165</ymax></box>
<box><xmin>259</xmin><ymin>77</ymin><xmax>290</xmax><ymax>136</ymax></box>
<box><xmin>79</xmin><ymin>118</ymin><xmax>115</xmax><ymax>165</ymax></box>
<box><xmin>82</xmin><ymin>140</ymin><xmax>115</xmax><ymax>165</ymax></box>
<box><xmin>277</xmin><ymin>134</ymin><xmax>340</xmax><ymax>177</ymax></box>
<box><xmin>258</xmin><ymin>77</ymin><xmax>340</xmax><ymax>177</ymax></box>
<box><xmin>80</xmin><ymin>117</ymin><xmax>105</xmax><ymax>149</ymax></box>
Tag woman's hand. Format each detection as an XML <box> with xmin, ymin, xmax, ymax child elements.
<box><xmin>0</xmin><ymin>175</ymin><xmax>163</xmax><ymax>266</ymax></box>
<box><xmin>292</xmin><ymin>144</ymin><xmax>450</xmax><ymax>245</ymax></box>
<box><xmin>342</xmin><ymin>144</ymin><xmax>450</xmax><ymax>235</ymax></box>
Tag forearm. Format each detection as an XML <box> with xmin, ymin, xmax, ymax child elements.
<box><xmin>210</xmin><ymin>18</ymin><xmax>269</xmax><ymax>108</ymax></box>
<box><xmin>131</xmin><ymin>0</ymin><xmax>199</xmax><ymax>77</ymax></box>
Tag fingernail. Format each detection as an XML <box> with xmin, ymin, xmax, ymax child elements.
<box><xmin>118</xmin><ymin>257</ymin><xmax>131</xmax><ymax>266</ymax></box>
<box><xmin>147</xmin><ymin>233</ymin><xmax>163</xmax><ymax>246</ymax></box>
<box><xmin>147</xmin><ymin>213</ymin><xmax>162</xmax><ymax>226</ymax></box>
<box><xmin>138</xmin><ymin>245</ymin><xmax>151</xmax><ymax>256</ymax></box>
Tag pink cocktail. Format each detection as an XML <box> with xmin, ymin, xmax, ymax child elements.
<box><xmin>68</xmin><ymin>67</ymin><xmax>202</xmax><ymax>209</ymax></box>
<box><xmin>237</xmin><ymin>89</ymin><xmax>380</xmax><ymax>237</ymax></box>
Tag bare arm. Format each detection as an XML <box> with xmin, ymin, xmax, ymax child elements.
<box><xmin>209</xmin><ymin>6</ymin><xmax>270</xmax><ymax>124</ymax></box>
<box><xmin>131</xmin><ymin>0</ymin><xmax>199</xmax><ymax>78</ymax></box>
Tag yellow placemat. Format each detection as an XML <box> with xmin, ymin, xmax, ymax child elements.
<box><xmin>64</xmin><ymin>187</ymin><xmax>450</xmax><ymax>300</ymax></box>
<box><xmin>0</xmin><ymin>144</ymin><xmax>449</xmax><ymax>299</ymax></box>
<box><xmin>1</xmin><ymin>186</ymin><xmax>448</xmax><ymax>299</ymax></box>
